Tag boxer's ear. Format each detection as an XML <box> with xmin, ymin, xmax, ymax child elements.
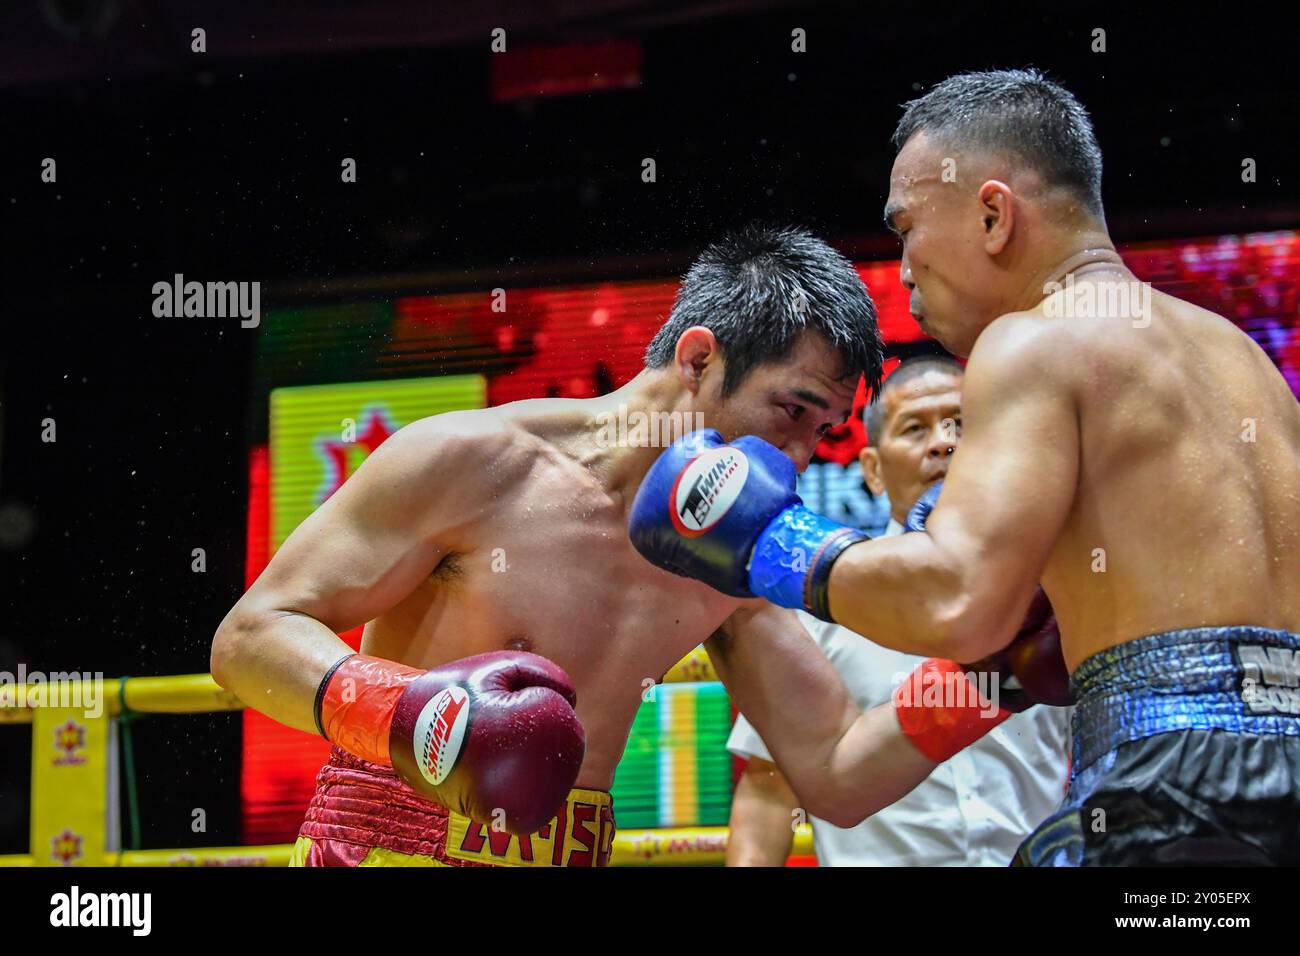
<box><xmin>977</xmin><ymin>179</ymin><xmax>1014</xmax><ymax>256</ymax></box>
<box><xmin>859</xmin><ymin>445</ymin><xmax>886</xmax><ymax>496</ymax></box>
<box><xmin>674</xmin><ymin>326</ymin><xmax>720</xmax><ymax>395</ymax></box>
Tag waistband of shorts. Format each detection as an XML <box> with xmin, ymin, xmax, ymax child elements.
<box><xmin>1070</xmin><ymin>626</ymin><xmax>1300</xmax><ymax>773</ymax></box>
<box><xmin>298</xmin><ymin>747</ymin><xmax>616</xmax><ymax>867</ymax></box>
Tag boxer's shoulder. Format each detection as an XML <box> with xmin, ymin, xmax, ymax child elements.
<box><xmin>966</xmin><ymin>310</ymin><xmax>1082</xmax><ymax>393</ymax></box>
<box><xmin>982</xmin><ymin>306</ymin><xmax>1078</xmax><ymax>346</ymax></box>
<box><xmin>362</xmin><ymin>408</ymin><xmax>539</xmax><ymax>493</ymax></box>
<box><xmin>492</xmin><ymin>396</ymin><xmax>594</xmax><ymax>443</ymax></box>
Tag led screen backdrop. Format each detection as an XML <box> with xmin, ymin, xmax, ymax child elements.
<box><xmin>241</xmin><ymin>230</ymin><xmax>1300</xmax><ymax>844</ymax></box>
<box><xmin>268</xmin><ymin>376</ymin><xmax>487</xmax><ymax>548</ymax></box>
<box><xmin>243</xmin><ymin>375</ymin><xmax>488</xmax><ymax>843</ymax></box>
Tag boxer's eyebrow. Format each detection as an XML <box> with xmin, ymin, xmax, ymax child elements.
<box><xmin>788</xmin><ymin>388</ymin><xmax>848</xmax><ymax>423</ymax></box>
<box><xmin>790</xmin><ymin>388</ymin><xmax>830</xmax><ymax>410</ymax></box>
<box><xmin>883</xmin><ymin>202</ymin><xmax>905</xmax><ymax>235</ymax></box>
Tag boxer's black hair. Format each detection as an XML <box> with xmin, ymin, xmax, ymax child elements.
<box><xmin>644</xmin><ymin>223</ymin><xmax>884</xmax><ymax>397</ymax></box>
<box><xmin>892</xmin><ymin>68</ymin><xmax>1104</xmax><ymax>217</ymax></box>
<box><xmin>865</xmin><ymin>356</ymin><xmax>964</xmax><ymax>446</ymax></box>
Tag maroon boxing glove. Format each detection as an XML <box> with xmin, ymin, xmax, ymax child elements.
<box><xmin>964</xmin><ymin>587</ymin><xmax>1073</xmax><ymax>711</ymax></box>
<box><xmin>317</xmin><ymin>650</ymin><xmax>586</xmax><ymax>835</ymax></box>
<box><xmin>905</xmin><ymin>486</ymin><xmax>1071</xmax><ymax>709</ymax></box>
<box><xmin>894</xmin><ymin>589</ymin><xmax>1071</xmax><ymax>763</ymax></box>
<box><xmin>1005</xmin><ymin>590</ymin><xmax>1073</xmax><ymax>706</ymax></box>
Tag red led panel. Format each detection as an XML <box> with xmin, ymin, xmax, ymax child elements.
<box><xmin>491</xmin><ymin>39</ymin><xmax>642</xmax><ymax>102</ymax></box>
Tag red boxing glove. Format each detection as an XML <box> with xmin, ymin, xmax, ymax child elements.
<box><xmin>892</xmin><ymin>657</ymin><xmax>1012</xmax><ymax>763</ymax></box>
<box><xmin>316</xmin><ymin>650</ymin><xmax>586</xmax><ymax>835</ymax></box>
<box><xmin>893</xmin><ymin>589</ymin><xmax>1073</xmax><ymax>763</ymax></box>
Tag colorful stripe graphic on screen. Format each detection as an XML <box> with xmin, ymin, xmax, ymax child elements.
<box><xmin>611</xmin><ymin>682</ymin><xmax>733</xmax><ymax>829</ymax></box>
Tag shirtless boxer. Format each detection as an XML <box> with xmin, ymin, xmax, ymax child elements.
<box><xmin>726</xmin><ymin>357</ymin><xmax>1071</xmax><ymax>867</ymax></box>
<box><xmin>629</xmin><ymin>70</ymin><xmax>1300</xmax><ymax>865</ymax></box>
<box><xmin>216</xmin><ymin>223</ymin><xmax>1044</xmax><ymax>868</ymax></box>
<box><xmin>728</xmin><ymin>356</ymin><xmax>1071</xmax><ymax>868</ymax></box>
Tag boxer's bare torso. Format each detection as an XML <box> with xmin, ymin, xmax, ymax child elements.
<box><xmin>673</xmin><ymin>264</ymin><xmax>1300</xmax><ymax>824</ymax></box>
<box><xmin>359</xmin><ymin>401</ymin><xmax>739</xmax><ymax>788</ymax></box>
<box><xmin>214</xmin><ymin>328</ymin><xmax>863</xmax><ymax>800</ymax></box>
<box><xmin>1032</xmin><ymin>271</ymin><xmax>1300</xmax><ymax>667</ymax></box>
<box><xmin>219</xmin><ymin>392</ymin><xmax>741</xmax><ymax>792</ymax></box>
<box><xmin>826</xmin><ymin>263</ymin><xmax>1299</xmax><ymax>673</ymax></box>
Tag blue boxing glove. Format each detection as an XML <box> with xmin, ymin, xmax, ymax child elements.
<box><xmin>904</xmin><ymin>481</ymin><xmax>943</xmax><ymax>533</ymax></box>
<box><xmin>627</xmin><ymin>429</ymin><xmax>867</xmax><ymax>619</ymax></box>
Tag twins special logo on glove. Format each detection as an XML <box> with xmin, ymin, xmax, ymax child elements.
<box><xmin>670</xmin><ymin>447</ymin><xmax>750</xmax><ymax>536</ymax></box>
<box><xmin>415</xmin><ymin>686</ymin><xmax>471</xmax><ymax>785</ymax></box>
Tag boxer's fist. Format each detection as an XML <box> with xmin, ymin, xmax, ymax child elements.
<box><xmin>628</xmin><ymin>428</ymin><xmax>801</xmax><ymax>597</ymax></box>
<box><xmin>319</xmin><ymin>651</ymin><xmax>585</xmax><ymax>835</ymax></box>
<box><xmin>629</xmin><ymin>429</ymin><xmax>866</xmax><ymax>617</ymax></box>
<box><xmin>388</xmin><ymin>652</ymin><xmax>586</xmax><ymax>835</ymax></box>
<box><xmin>904</xmin><ymin>482</ymin><xmax>1072</xmax><ymax>708</ymax></box>
<box><xmin>977</xmin><ymin>590</ymin><xmax>1071</xmax><ymax>712</ymax></box>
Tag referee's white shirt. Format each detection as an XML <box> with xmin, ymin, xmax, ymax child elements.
<box><xmin>727</xmin><ymin>518</ymin><xmax>1072</xmax><ymax>866</ymax></box>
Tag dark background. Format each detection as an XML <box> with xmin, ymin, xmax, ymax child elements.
<box><xmin>1</xmin><ymin>0</ymin><xmax>1297</xmax><ymax>852</ymax></box>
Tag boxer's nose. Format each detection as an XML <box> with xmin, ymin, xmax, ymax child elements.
<box><xmin>782</xmin><ymin>442</ymin><xmax>814</xmax><ymax>474</ymax></box>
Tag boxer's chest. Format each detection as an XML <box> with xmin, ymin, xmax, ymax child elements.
<box><xmin>366</xmin><ymin>470</ymin><xmax>734</xmax><ymax>698</ymax></box>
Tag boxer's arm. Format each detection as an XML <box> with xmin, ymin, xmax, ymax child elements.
<box><xmin>828</xmin><ymin>315</ymin><xmax>1079</xmax><ymax>662</ymax></box>
<box><xmin>710</xmin><ymin>604</ymin><xmax>937</xmax><ymax>827</ymax></box>
<box><xmin>726</xmin><ymin>758</ymin><xmax>799</xmax><ymax>867</ymax></box>
<box><xmin>210</xmin><ymin>412</ymin><xmax>509</xmax><ymax>733</ymax></box>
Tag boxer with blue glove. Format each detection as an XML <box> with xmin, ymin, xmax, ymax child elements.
<box><xmin>631</xmin><ymin>428</ymin><xmax>1072</xmax><ymax>772</ymax></box>
<box><xmin>631</xmin><ymin>428</ymin><xmax>1070</xmax><ymax>695</ymax></box>
<box><xmin>628</xmin><ymin>427</ymin><xmax>866</xmax><ymax>620</ymax></box>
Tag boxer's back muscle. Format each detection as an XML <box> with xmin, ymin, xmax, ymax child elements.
<box><xmin>362</xmin><ymin>407</ymin><xmax>736</xmax><ymax>790</ymax></box>
<box><xmin>1042</xmin><ymin>287</ymin><xmax>1300</xmax><ymax>666</ymax></box>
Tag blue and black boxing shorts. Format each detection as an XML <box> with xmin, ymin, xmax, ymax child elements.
<box><xmin>1015</xmin><ymin>626</ymin><xmax>1300</xmax><ymax>866</ymax></box>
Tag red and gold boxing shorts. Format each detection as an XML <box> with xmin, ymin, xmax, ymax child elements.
<box><xmin>289</xmin><ymin>746</ymin><xmax>616</xmax><ymax>867</ymax></box>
